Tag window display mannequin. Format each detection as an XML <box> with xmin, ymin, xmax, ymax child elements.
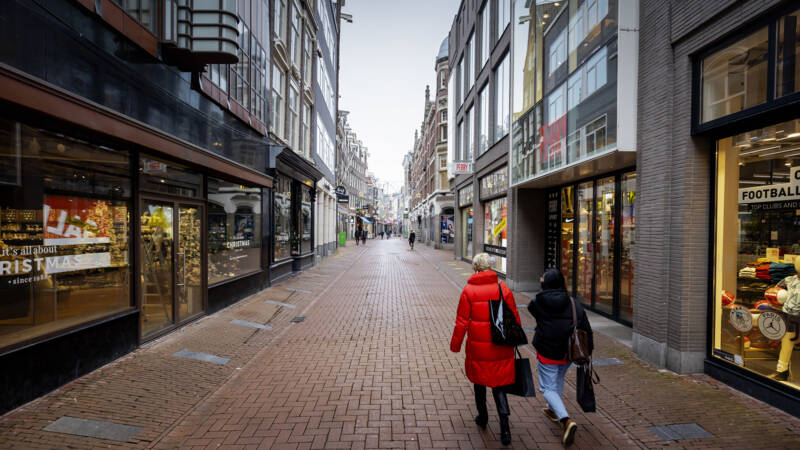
<box><xmin>768</xmin><ymin>259</ymin><xmax>800</xmax><ymax>381</ymax></box>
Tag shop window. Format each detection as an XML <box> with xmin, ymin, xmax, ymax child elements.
<box><xmin>777</xmin><ymin>7</ymin><xmax>800</xmax><ymax>98</ymax></box>
<box><xmin>207</xmin><ymin>178</ymin><xmax>262</xmax><ymax>285</ymax></box>
<box><xmin>300</xmin><ymin>186</ymin><xmax>313</xmax><ymax>254</ymax></box>
<box><xmin>273</xmin><ymin>175</ymin><xmax>292</xmax><ymax>261</ymax></box>
<box><xmin>139</xmin><ymin>157</ymin><xmax>203</xmax><ymax>198</ymax></box>
<box><xmin>576</xmin><ymin>180</ymin><xmax>594</xmax><ymax>305</ymax></box>
<box><xmin>483</xmin><ymin>197</ymin><xmax>507</xmax><ymax>273</ymax></box>
<box><xmin>594</xmin><ymin>176</ymin><xmax>615</xmax><ymax>315</ymax></box>
<box><xmin>620</xmin><ymin>172</ymin><xmax>636</xmax><ymax>322</ymax></box>
<box><xmin>713</xmin><ymin>118</ymin><xmax>800</xmax><ymax>387</ymax></box>
<box><xmin>0</xmin><ymin>120</ymin><xmax>131</xmax><ymax>350</ymax></box>
<box><xmin>701</xmin><ymin>27</ymin><xmax>768</xmax><ymax>123</ymax></box>
<box><xmin>561</xmin><ymin>185</ymin><xmax>574</xmax><ymax>291</ymax></box>
<box><xmin>461</xmin><ymin>205</ymin><xmax>473</xmax><ymax>260</ymax></box>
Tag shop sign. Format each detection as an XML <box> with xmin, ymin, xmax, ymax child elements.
<box><xmin>337</xmin><ymin>194</ymin><xmax>350</xmax><ymax>203</ymax></box>
<box><xmin>484</xmin><ymin>244</ymin><xmax>507</xmax><ymax>257</ymax></box>
<box><xmin>453</xmin><ymin>161</ymin><xmax>473</xmax><ymax>174</ymax></box>
<box><xmin>143</xmin><ymin>159</ymin><xmax>167</xmax><ymax>173</ymax></box>
<box><xmin>44</xmin><ymin>196</ymin><xmax>111</xmax><ymax>245</ymax></box>
<box><xmin>335</xmin><ymin>186</ymin><xmax>347</xmax><ymax>196</ymax></box>
<box><xmin>739</xmin><ymin>167</ymin><xmax>800</xmax><ymax>204</ymax></box>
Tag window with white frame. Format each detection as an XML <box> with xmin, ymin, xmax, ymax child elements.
<box><xmin>291</xmin><ymin>4</ymin><xmax>301</xmax><ymax>67</ymax></box>
<box><xmin>275</xmin><ymin>0</ymin><xmax>287</xmax><ymax>44</ymax></box>
<box><xmin>586</xmin><ymin>0</ymin><xmax>608</xmax><ymax>32</ymax></box>
<box><xmin>494</xmin><ymin>53</ymin><xmax>510</xmax><ymax>142</ymax></box>
<box><xmin>440</xmin><ymin>124</ymin><xmax>447</xmax><ymax>141</ymax></box>
<box><xmin>547</xmin><ymin>82</ymin><xmax>566</xmax><ymax>123</ymax></box>
<box><xmin>288</xmin><ymin>81</ymin><xmax>300</xmax><ymax>149</ymax></box>
<box><xmin>303</xmin><ymin>31</ymin><xmax>312</xmax><ymax>87</ymax></box>
<box><xmin>465</xmin><ymin>106</ymin><xmax>473</xmax><ymax>161</ymax></box>
<box><xmin>271</xmin><ymin>64</ymin><xmax>286</xmax><ymax>138</ymax></box>
<box><xmin>480</xmin><ymin>1</ymin><xmax>490</xmax><ymax>69</ymax></box>
<box><xmin>568</xmin><ymin>0</ymin><xmax>608</xmax><ymax>54</ymax></box>
<box><xmin>549</xmin><ymin>28</ymin><xmax>567</xmax><ymax>75</ymax></box>
<box><xmin>496</xmin><ymin>0</ymin><xmax>510</xmax><ymax>41</ymax></box>
<box><xmin>585</xmin><ymin>47</ymin><xmax>607</xmax><ymax>97</ymax></box>
<box><xmin>568</xmin><ymin>2</ymin><xmax>584</xmax><ymax>53</ymax></box>
<box><xmin>316</xmin><ymin>114</ymin><xmax>334</xmax><ymax>169</ymax></box>
<box><xmin>440</xmin><ymin>70</ymin><xmax>446</xmax><ymax>89</ymax></box>
<box><xmin>585</xmin><ymin>115</ymin><xmax>607</xmax><ymax>155</ymax></box>
<box><xmin>302</xmin><ymin>102</ymin><xmax>312</xmax><ymax>158</ymax></box>
<box><xmin>478</xmin><ymin>83</ymin><xmax>489</xmax><ymax>155</ymax></box>
<box><xmin>567</xmin><ymin>70</ymin><xmax>581</xmax><ymax>110</ymax></box>
<box><xmin>457</xmin><ymin>57</ymin><xmax>463</xmax><ymax>108</ymax></box>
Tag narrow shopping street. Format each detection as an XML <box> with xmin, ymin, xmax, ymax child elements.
<box><xmin>0</xmin><ymin>239</ymin><xmax>798</xmax><ymax>449</ymax></box>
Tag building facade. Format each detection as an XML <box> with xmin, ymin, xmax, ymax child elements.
<box><xmin>635</xmin><ymin>0</ymin><xmax>800</xmax><ymax>415</ymax></box>
<box><xmin>335</xmin><ymin>111</ymin><xmax>370</xmax><ymax>240</ymax></box>
<box><xmin>406</xmin><ymin>39</ymin><xmax>453</xmax><ymax>248</ymax></box>
<box><xmin>0</xmin><ymin>0</ymin><xmax>279</xmax><ymax>413</ymax></box>
<box><xmin>313</xmin><ymin>0</ymin><xmax>340</xmax><ymax>260</ymax></box>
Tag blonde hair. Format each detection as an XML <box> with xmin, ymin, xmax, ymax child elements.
<box><xmin>473</xmin><ymin>253</ymin><xmax>494</xmax><ymax>272</ymax></box>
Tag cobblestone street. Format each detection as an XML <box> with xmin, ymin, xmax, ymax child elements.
<box><xmin>2</xmin><ymin>239</ymin><xmax>800</xmax><ymax>449</ymax></box>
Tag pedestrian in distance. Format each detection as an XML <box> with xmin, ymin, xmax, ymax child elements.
<box><xmin>450</xmin><ymin>253</ymin><xmax>520</xmax><ymax>446</ymax></box>
<box><xmin>408</xmin><ymin>230</ymin><xmax>416</xmax><ymax>250</ymax></box>
<box><xmin>527</xmin><ymin>268</ymin><xmax>593</xmax><ymax>446</ymax></box>
<box><xmin>362</xmin><ymin>229</ymin><xmax>367</xmax><ymax>245</ymax></box>
<box><xmin>380</xmin><ymin>231</ymin><xmax>385</xmax><ymax>239</ymax></box>
<box><xmin>355</xmin><ymin>226</ymin><xmax>363</xmax><ymax>246</ymax></box>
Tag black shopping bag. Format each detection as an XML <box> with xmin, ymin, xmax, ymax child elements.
<box><xmin>503</xmin><ymin>348</ymin><xmax>536</xmax><ymax>397</ymax></box>
<box><xmin>576</xmin><ymin>363</ymin><xmax>599</xmax><ymax>413</ymax></box>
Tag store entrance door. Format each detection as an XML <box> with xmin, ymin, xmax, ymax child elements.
<box><xmin>140</xmin><ymin>198</ymin><xmax>204</xmax><ymax>339</ymax></box>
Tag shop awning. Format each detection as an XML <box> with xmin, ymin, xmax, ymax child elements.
<box><xmin>358</xmin><ymin>215</ymin><xmax>373</xmax><ymax>224</ymax></box>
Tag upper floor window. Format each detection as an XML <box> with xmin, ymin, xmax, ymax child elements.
<box><xmin>496</xmin><ymin>0</ymin><xmax>510</xmax><ymax>42</ymax></box>
<box><xmin>275</xmin><ymin>0</ymin><xmax>287</xmax><ymax>43</ymax></box>
<box><xmin>701</xmin><ymin>27</ymin><xmax>768</xmax><ymax>123</ymax></box>
<box><xmin>549</xmin><ymin>28</ymin><xmax>567</xmax><ymax>75</ymax></box>
<box><xmin>441</xmin><ymin>110</ymin><xmax>448</xmax><ymax>122</ymax></box>
<box><xmin>272</xmin><ymin>65</ymin><xmax>286</xmax><ymax>139</ymax></box>
<box><xmin>112</xmin><ymin>0</ymin><xmax>157</xmax><ymax>34</ymax></box>
<box><xmin>290</xmin><ymin>4</ymin><xmax>302</xmax><ymax>67</ymax></box>
<box><xmin>465</xmin><ymin>32</ymin><xmax>474</xmax><ymax>96</ymax></box>
<box><xmin>494</xmin><ymin>53</ymin><xmax>510</xmax><ymax>143</ymax></box>
<box><xmin>585</xmin><ymin>47</ymin><xmax>607</xmax><ymax>97</ymax></box>
<box><xmin>480</xmin><ymin>1</ymin><xmax>490</xmax><ymax>69</ymax></box>
<box><xmin>303</xmin><ymin>31</ymin><xmax>313</xmax><ymax>87</ymax></box>
<box><xmin>440</xmin><ymin>71</ymin><xmax>447</xmax><ymax>89</ymax></box>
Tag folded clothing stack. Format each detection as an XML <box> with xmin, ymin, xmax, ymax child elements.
<box><xmin>739</xmin><ymin>266</ymin><xmax>756</xmax><ymax>278</ymax></box>
<box><xmin>769</xmin><ymin>262</ymin><xmax>796</xmax><ymax>282</ymax></box>
<box><xmin>756</xmin><ymin>262</ymin><xmax>772</xmax><ymax>280</ymax></box>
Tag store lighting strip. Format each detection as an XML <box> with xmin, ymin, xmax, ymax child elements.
<box><xmin>759</xmin><ymin>145</ymin><xmax>800</xmax><ymax>157</ymax></box>
<box><xmin>739</xmin><ymin>145</ymin><xmax>780</xmax><ymax>156</ymax></box>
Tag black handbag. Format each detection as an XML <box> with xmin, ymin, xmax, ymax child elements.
<box><xmin>488</xmin><ymin>282</ymin><xmax>528</xmax><ymax>346</ymax></box>
<box><xmin>503</xmin><ymin>347</ymin><xmax>536</xmax><ymax>397</ymax></box>
<box><xmin>567</xmin><ymin>297</ymin><xmax>592</xmax><ymax>364</ymax></box>
<box><xmin>576</xmin><ymin>362</ymin><xmax>599</xmax><ymax>413</ymax></box>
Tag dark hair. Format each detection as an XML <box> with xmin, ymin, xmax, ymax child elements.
<box><xmin>541</xmin><ymin>268</ymin><xmax>566</xmax><ymax>291</ymax></box>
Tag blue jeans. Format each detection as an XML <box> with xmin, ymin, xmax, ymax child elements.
<box><xmin>537</xmin><ymin>360</ymin><xmax>572</xmax><ymax>420</ymax></box>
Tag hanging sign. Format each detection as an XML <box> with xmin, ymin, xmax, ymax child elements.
<box><xmin>335</xmin><ymin>186</ymin><xmax>347</xmax><ymax>196</ymax></box>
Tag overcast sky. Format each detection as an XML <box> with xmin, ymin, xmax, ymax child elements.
<box><xmin>338</xmin><ymin>0</ymin><xmax>460</xmax><ymax>193</ymax></box>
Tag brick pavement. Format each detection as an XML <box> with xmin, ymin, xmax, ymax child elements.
<box><xmin>1</xmin><ymin>239</ymin><xmax>799</xmax><ymax>449</ymax></box>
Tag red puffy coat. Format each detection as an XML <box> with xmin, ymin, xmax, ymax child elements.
<box><xmin>450</xmin><ymin>270</ymin><xmax>521</xmax><ymax>387</ymax></box>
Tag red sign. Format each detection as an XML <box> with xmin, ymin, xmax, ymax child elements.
<box><xmin>43</xmin><ymin>196</ymin><xmax>111</xmax><ymax>245</ymax></box>
<box><xmin>453</xmin><ymin>162</ymin><xmax>473</xmax><ymax>174</ymax></box>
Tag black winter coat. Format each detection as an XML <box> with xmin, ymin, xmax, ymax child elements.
<box><xmin>527</xmin><ymin>289</ymin><xmax>593</xmax><ymax>361</ymax></box>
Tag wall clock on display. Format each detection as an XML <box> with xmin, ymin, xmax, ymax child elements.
<box><xmin>757</xmin><ymin>311</ymin><xmax>787</xmax><ymax>341</ymax></box>
<box><xmin>730</xmin><ymin>305</ymin><xmax>754</xmax><ymax>333</ymax></box>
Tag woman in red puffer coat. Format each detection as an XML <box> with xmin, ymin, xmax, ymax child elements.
<box><xmin>450</xmin><ymin>253</ymin><xmax>521</xmax><ymax>446</ymax></box>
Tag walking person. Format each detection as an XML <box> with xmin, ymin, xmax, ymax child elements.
<box><xmin>355</xmin><ymin>226</ymin><xmax>362</xmax><ymax>246</ymax></box>
<box><xmin>450</xmin><ymin>253</ymin><xmax>520</xmax><ymax>446</ymax></box>
<box><xmin>408</xmin><ymin>230</ymin><xmax>416</xmax><ymax>250</ymax></box>
<box><xmin>527</xmin><ymin>268</ymin><xmax>593</xmax><ymax>446</ymax></box>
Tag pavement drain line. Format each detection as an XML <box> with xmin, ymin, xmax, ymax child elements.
<box><xmin>230</xmin><ymin>319</ymin><xmax>272</xmax><ymax>330</ymax></box>
<box><xmin>263</xmin><ymin>300</ymin><xmax>297</xmax><ymax>308</ymax></box>
<box><xmin>648</xmin><ymin>423</ymin><xmax>714</xmax><ymax>441</ymax></box>
<box><xmin>148</xmin><ymin>246</ymin><xmax>369</xmax><ymax>448</ymax></box>
<box><xmin>285</xmin><ymin>287</ymin><xmax>312</xmax><ymax>294</ymax></box>
<box><xmin>172</xmin><ymin>350</ymin><xmax>230</xmax><ymax>366</ymax></box>
<box><xmin>44</xmin><ymin>416</ymin><xmax>142</xmax><ymax>442</ymax></box>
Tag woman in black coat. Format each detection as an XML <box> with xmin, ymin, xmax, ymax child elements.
<box><xmin>527</xmin><ymin>269</ymin><xmax>593</xmax><ymax>446</ymax></box>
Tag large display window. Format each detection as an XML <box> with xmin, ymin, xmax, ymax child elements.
<box><xmin>483</xmin><ymin>197</ymin><xmax>507</xmax><ymax>273</ymax></box>
<box><xmin>553</xmin><ymin>169</ymin><xmax>635</xmax><ymax>323</ymax></box>
<box><xmin>273</xmin><ymin>174</ymin><xmax>292</xmax><ymax>261</ymax></box>
<box><xmin>207</xmin><ymin>177</ymin><xmax>262</xmax><ymax>285</ymax></box>
<box><xmin>713</xmin><ymin>119</ymin><xmax>800</xmax><ymax>388</ymax></box>
<box><xmin>300</xmin><ymin>185</ymin><xmax>312</xmax><ymax>254</ymax></box>
<box><xmin>0</xmin><ymin>119</ymin><xmax>131</xmax><ymax>349</ymax></box>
